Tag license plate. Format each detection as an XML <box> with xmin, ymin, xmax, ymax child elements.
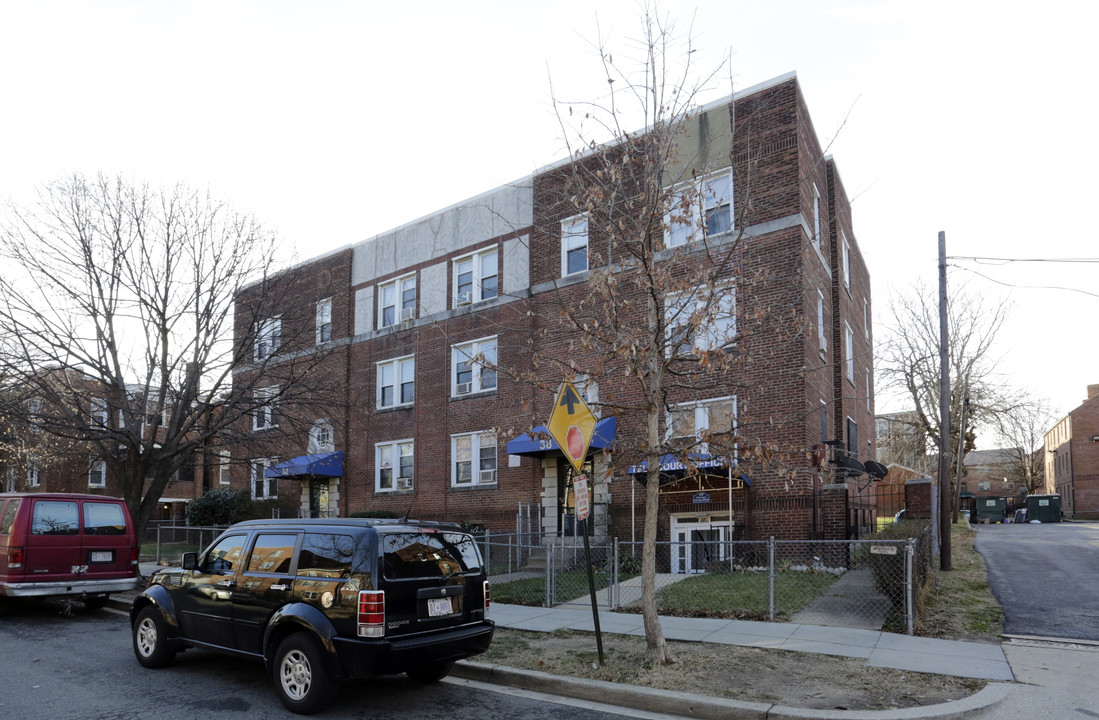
<box><xmin>90</xmin><ymin>551</ymin><xmax>113</xmax><ymax>563</ymax></box>
<box><xmin>427</xmin><ymin>597</ymin><xmax>453</xmax><ymax>617</ymax></box>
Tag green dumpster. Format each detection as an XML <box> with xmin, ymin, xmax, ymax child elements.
<box><xmin>1025</xmin><ymin>494</ymin><xmax>1061</xmax><ymax>523</ymax></box>
<box><xmin>976</xmin><ymin>497</ymin><xmax>1007</xmax><ymax>523</ymax></box>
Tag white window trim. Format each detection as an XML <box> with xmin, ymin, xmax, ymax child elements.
<box><xmin>88</xmin><ymin>458</ymin><xmax>107</xmax><ymax>488</ymax></box>
<box><xmin>560</xmin><ymin>214</ymin><xmax>589</xmax><ymax>277</ymax></box>
<box><xmin>253</xmin><ymin>386</ymin><xmax>279</xmax><ymax>432</ymax></box>
<box><xmin>218</xmin><ymin>450</ymin><xmax>232</xmax><ymax>485</ymax></box>
<box><xmin>866</xmin><ymin>369</ymin><xmax>872</xmax><ymax>412</ymax></box>
<box><xmin>378</xmin><ymin>273</ymin><xmax>416</xmax><ymax>329</ymax></box>
<box><xmin>812</xmin><ymin>184</ymin><xmax>822</xmax><ymax>251</ymax></box>
<box><xmin>377</xmin><ymin>355</ymin><xmax>416</xmax><ymax>409</ymax></box>
<box><xmin>844</xmin><ymin>322</ymin><xmax>854</xmax><ymax>384</ymax></box>
<box><xmin>665</xmin><ymin>284</ymin><xmax>737</xmax><ymax>357</ymax></box>
<box><xmin>453</xmin><ymin>247</ymin><xmax>499</xmax><ymax>305</ymax></box>
<box><xmin>250</xmin><ymin>457</ymin><xmax>279</xmax><ymax>500</ymax></box>
<box><xmin>665</xmin><ymin>170</ymin><xmax>734</xmax><ymax>248</ymax></box>
<box><xmin>450</xmin><ymin>431</ymin><xmax>498</xmax><ymax>487</ymax></box>
<box><xmin>817</xmin><ymin>289</ymin><xmax>827</xmax><ymax>355</ymax></box>
<box><xmin>375</xmin><ymin>439</ymin><xmax>414</xmax><ymax>493</ymax></box>
<box><xmin>254</xmin><ymin>316</ymin><xmax>281</xmax><ymax>362</ymax></box>
<box><xmin>308</xmin><ymin>419</ymin><xmax>335</xmax><ymax>454</ymax></box>
<box><xmin>451</xmin><ymin>336</ymin><xmax>498</xmax><ymax>396</ymax></box>
<box><xmin>666</xmin><ymin>396</ymin><xmax>737</xmax><ymax>456</ymax></box>
<box><xmin>842</xmin><ymin>232</ymin><xmax>851</xmax><ymax>292</ymax></box>
<box><xmin>316</xmin><ymin>297</ymin><xmax>333</xmax><ymax>345</ymax></box>
<box><xmin>90</xmin><ymin>398</ymin><xmax>108</xmax><ymax>428</ymax></box>
<box><xmin>863</xmin><ymin>297</ymin><xmax>870</xmax><ymax>341</ymax></box>
<box><xmin>26</xmin><ymin>458</ymin><xmax>40</xmax><ymax>488</ymax></box>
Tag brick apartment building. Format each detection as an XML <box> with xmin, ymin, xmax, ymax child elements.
<box><xmin>230</xmin><ymin>72</ymin><xmax>877</xmax><ymax>557</ymax></box>
<box><xmin>1045</xmin><ymin>384</ymin><xmax>1099</xmax><ymax>518</ymax></box>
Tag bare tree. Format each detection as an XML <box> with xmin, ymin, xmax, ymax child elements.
<box><xmin>0</xmin><ymin>173</ymin><xmax>334</xmax><ymax>537</ymax></box>
<box><xmin>995</xmin><ymin>394</ymin><xmax>1054</xmax><ymax>495</ymax></box>
<box><xmin>877</xmin><ymin>281</ymin><xmax>1014</xmax><ymax>514</ymax></box>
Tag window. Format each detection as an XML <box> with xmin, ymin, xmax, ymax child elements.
<box><xmin>28</xmin><ymin>397</ymin><xmax>41</xmax><ymax>432</ymax></box>
<box><xmin>377</xmin><ymin>356</ymin><xmax>415</xmax><ymax>408</ymax></box>
<box><xmin>561</xmin><ymin>215</ymin><xmax>589</xmax><ymax>276</ymax></box>
<box><xmin>452</xmin><ymin>431</ymin><xmax>498</xmax><ymax>487</ymax></box>
<box><xmin>376</xmin><ymin>440</ymin><xmax>414</xmax><ymax>492</ymax></box>
<box><xmin>667</xmin><ymin>397</ymin><xmax>736</xmax><ymax>454</ymax></box>
<box><xmin>246</xmin><ymin>534</ymin><xmax>296</xmax><ymax>574</ymax></box>
<box><xmin>90</xmin><ymin>398</ymin><xmax>108</xmax><ymax>428</ymax></box>
<box><xmin>866</xmin><ymin>369</ymin><xmax>872</xmax><ymax>412</ymax></box>
<box><xmin>666</xmin><ymin>171</ymin><xmax>733</xmax><ymax>247</ymax></box>
<box><xmin>202</xmin><ymin>534</ymin><xmax>246</xmax><ymax>574</ymax></box>
<box><xmin>308</xmin><ymin>419</ymin><xmax>334</xmax><ymax>453</ymax></box>
<box><xmin>316</xmin><ymin>297</ymin><xmax>333</xmax><ymax>344</ymax></box>
<box><xmin>820</xmin><ymin>401</ymin><xmax>828</xmax><ymax>443</ymax></box>
<box><xmin>452</xmin><ymin>337</ymin><xmax>497</xmax><ymax>396</ymax></box>
<box><xmin>26</xmin><ymin>458</ymin><xmax>40</xmax><ymax>488</ymax></box>
<box><xmin>253</xmin><ymin>386</ymin><xmax>278</xmax><ymax>431</ymax></box>
<box><xmin>846</xmin><ymin>418</ymin><xmax>858</xmax><ymax>455</ymax></box>
<box><xmin>218</xmin><ymin>450</ymin><xmax>232</xmax><ymax>485</ymax></box>
<box><xmin>454</xmin><ymin>248</ymin><xmax>499</xmax><ymax>304</ymax></box>
<box><xmin>32</xmin><ymin>501</ymin><xmax>78</xmax><ymax>535</ymax></box>
<box><xmin>88</xmin><ymin>458</ymin><xmax>106</xmax><ymax>488</ymax></box>
<box><xmin>255</xmin><ymin>317</ymin><xmax>281</xmax><ymax>361</ymax></box>
<box><xmin>844</xmin><ymin>322</ymin><xmax>854</xmax><ymax>383</ymax></box>
<box><xmin>251</xmin><ymin>458</ymin><xmax>278</xmax><ymax>500</ymax></box>
<box><xmin>863</xmin><ymin>297</ymin><xmax>869</xmax><ymax>340</ymax></box>
<box><xmin>84</xmin><ymin>503</ymin><xmax>126</xmax><ymax>536</ymax></box>
<box><xmin>665</xmin><ymin>285</ymin><xmax>737</xmax><ymax>356</ymax></box>
<box><xmin>379</xmin><ymin>274</ymin><xmax>416</xmax><ymax>328</ymax></box>
<box><xmin>4</xmin><ymin>466</ymin><xmax>14</xmax><ymax>493</ymax></box>
<box><xmin>812</xmin><ymin>184</ymin><xmax>821</xmax><ymax>251</ymax></box>
<box><xmin>978</xmin><ymin>481</ymin><xmax>991</xmax><ymax>492</ymax></box>
<box><xmin>299</xmin><ymin>533</ymin><xmax>356</xmax><ymax>575</ymax></box>
<box><xmin>817</xmin><ymin>289</ymin><xmax>827</xmax><ymax>354</ymax></box>
<box><xmin>842</xmin><ymin>232</ymin><xmax>851</xmax><ymax>291</ymax></box>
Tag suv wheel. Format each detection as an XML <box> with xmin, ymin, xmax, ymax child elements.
<box><xmin>273</xmin><ymin>634</ymin><xmax>337</xmax><ymax>714</ymax></box>
<box><xmin>406</xmin><ymin>661</ymin><xmax>455</xmax><ymax>683</ymax></box>
<box><xmin>132</xmin><ymin>606</ymin><xmax>176</xmax><ymax>668</ymax></box>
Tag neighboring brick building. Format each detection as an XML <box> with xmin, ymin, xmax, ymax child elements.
<box><xmin>230</xmin><ymin>72</ymin><xmax>876</xmax><ymax>556</ymax></box>
<box><xmin>1045</xmin><ymin>385</ymin><xmax>1099</xmax><ymax>519</ymax></box>
<box><xmin>962</xmin><ymin>448</ymin><xmax>1026</xmax><ymax>518</ymax></box>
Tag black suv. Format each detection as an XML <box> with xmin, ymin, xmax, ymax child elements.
<box><xmin>130</xmin><ymin>518</ymin><xmax>493</xmax><ymax>714</ymax></box>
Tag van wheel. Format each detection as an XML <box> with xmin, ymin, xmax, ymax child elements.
<box><xmin>132</xmin><ymin>606</ymin><xmax>176</xmax><ymax>668</ymax></box>
<box><xmin>406</xmin><ymin>661</ymin><xmax>455</xmax><ymax>683</ymax></box>
<box><xmin>83</xmin><ymin>596</ymin><xmax>109</xmax><ymax>610</ymax></box>
<box><xmin>273</xmin><ymin>634</ymin><xmax>337</xmax><ymax>714</ymax></box>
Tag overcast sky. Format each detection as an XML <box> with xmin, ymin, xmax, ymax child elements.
<box><xmin>2</xmin><ymin>0</ymin><xmax>1096</xmax><ymax>440</ymax></box>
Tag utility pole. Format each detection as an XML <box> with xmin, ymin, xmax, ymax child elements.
<box><xmin>938</xmin><ymin>231</ymin><xmax>952</xmax><ymax>571</ymax></box>
<box><xmin>953</xmin><ymin>384</ymin><xmax>969</xmax><ymax>525</ymax></box>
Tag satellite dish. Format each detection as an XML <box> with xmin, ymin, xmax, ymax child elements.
<box><xmin>864</xmin><ymin>460</ymin><xmax>888</xmax><ymax>480</ymax></box>
<box><xmin>835</xmin><ymin>452</ymin><xmax>865</xmax><ymax>478</ymax></box>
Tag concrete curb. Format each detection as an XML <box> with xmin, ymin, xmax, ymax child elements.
<box><xmin>453</xmin><ymin>661</ymin><xmax>1015</xmax><ymax>720</ymax></box>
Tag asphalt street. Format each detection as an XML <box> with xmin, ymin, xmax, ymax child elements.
<box><xmin>975</xmin><ymin>522</ymin><xmax>1099</xmax><ymax>641</ymax></box>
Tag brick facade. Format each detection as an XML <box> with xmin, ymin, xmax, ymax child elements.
<box><xmin>227</xmin><ymin>73</ymin><xmax>876</xmax><ymax>547</ymax></box>
<box><xmin>1044</xmin><ymin>385</ymin><xmax>1099</xmax><ymax>518</ymax></box>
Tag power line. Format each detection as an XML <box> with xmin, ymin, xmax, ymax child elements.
<box><xmin>948</xmin><ymin>255</ymin><xmax>1099</xmax><ymax>264</ymax></box>
<box><xmin>949</xmin><ymin>265</ymin><xmax>1099</xmax><ymax>300</ymax></box>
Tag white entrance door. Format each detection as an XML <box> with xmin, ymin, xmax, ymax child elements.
<box><xmin>670</xmin><ymin>515</ymin><xmax>732</xmax><ymax>574</ymax></box>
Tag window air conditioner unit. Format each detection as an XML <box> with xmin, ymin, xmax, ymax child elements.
<box><xmin>400</xmin><ymin>307</ymin><xmax>415</xmax><ymax>322</ymax></box>
<box><xmin>456</xmin><ymin>292</ymin><xmax>473</xmax><ymax>306</ymax></box>
<box><xmin>479</xmin><ymin>470</ymin><xmax>496</xmax><ymax>484</ymax></box>
<box><xmin>396</xmin><ymin>477</ymin><xmax>412</xmax><ymax>490</ymax></box>
<box><xmin>455</xmin><ymin>382</ymin><xmax>472</xmax><ymax>395</ymax></box>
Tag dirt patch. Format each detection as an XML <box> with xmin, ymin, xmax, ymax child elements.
<box><xmin>918</xmin><ymin>523</ymin><xmax>1004</xmax><ymax>642</ymax></box>
<box><xmin>481</xmin><ymin>628</ymin><xmax>987</xmax><ymax>712</ymax></box>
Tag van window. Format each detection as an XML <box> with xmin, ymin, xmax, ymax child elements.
<box><xmin>381</xmin><ymin>531</ymin><xmax>483</xmax><ymax>580</ymax></box>
<box><xmin>84</xmin><ymin>502</ymin><xmax>128</xmax><ymax>535</ymax></box>
<box><xmin>0</xmin><ymin>500</ymin><xmax>18</xmax><ymax>534</ymax></box>
<box><xmin>246</xmin><ymin>533</ymin><xmax>297</xmax><ymax>574</ymax></box>
<box><xmin>298</xmin><ymin>533</ymin><xmax>355</xmax><ymax>577</ymax></box>
<box><xmin>32</xmin><ymin>501</ymin><xmax>79</xmax><ymax>536</ymax></box>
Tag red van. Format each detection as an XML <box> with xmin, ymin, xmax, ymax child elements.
<box><xmin>0</xmin><ymin>493</ymin><xmax>140</xmax><ymax>608</ymax></box>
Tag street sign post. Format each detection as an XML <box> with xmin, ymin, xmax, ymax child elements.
<box><xmin>570</xmin><ymin>473</ymin><xmax>603</xmax><ymax>665</ymax></box>
<box><xmin>548</xmin><ymin>382</ymin><xmax>597</xmax><ymax>474</ymax></box>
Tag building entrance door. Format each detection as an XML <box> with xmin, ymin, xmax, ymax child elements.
<box><xmin>556</xmin><ymin>458</ymin><xmax>592</xmax><ymax>537</ymax></box>
<box><xmin>670</xmin><ymin>514</ymin><xmax>732</xmax><ymax>574</ymax></box>
<box><xmin>309</xmin><ymin>479</ymin><xmax>330</xmax><ymax>518</ymax></box>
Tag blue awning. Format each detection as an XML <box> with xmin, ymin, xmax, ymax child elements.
<box><xmin>265</xmin><ymin>451</ymin><xmax>343</xmax><ymax>479</ymax></box>
<box><xmin>627</xmin><ymin>453</ymin><xmax>750</xmax><ymax>486</ymax></box>
<box><xmin>506</xmin><ymin>416</ymin><xmax>617</xmax><ymax>458</ymax></box>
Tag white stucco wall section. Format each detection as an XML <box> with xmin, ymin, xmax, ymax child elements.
<box><xmin>351</xmin><ymin>181</ymin><xmax>532</xmax><ymax>287</ymax></box>
<box><xmin>503</xmin><ymin>234</ymin><xmax>530</xmax><ymax>296</ymax></box>
<box><xmin>420</xmin><ymin>262</ymin><xmax>448</xmax><ymax>316</ymax></box>
<box><xmin>354</xmin><ymin>286</ymin><xmax>374</xmax><ymax>337</ymax></box>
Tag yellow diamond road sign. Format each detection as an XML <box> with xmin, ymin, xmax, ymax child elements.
<box><xmin>547</xmin><ymin>381</ymin><xmax>597</xmax><ymax>474</ymax></box>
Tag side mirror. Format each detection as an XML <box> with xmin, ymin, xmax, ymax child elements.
<box><xmin>182</xmin><ymin>552</ymin><xmax>199</xmax><ymax>571</ymax></box>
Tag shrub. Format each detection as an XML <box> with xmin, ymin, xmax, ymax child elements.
<box><xmin>187</xmin><ymin>488</ymin><xmax>252</xmax><ymax>526</ymax></box>
<box><xmin>349</xmin><ymin>510</ymin><xmax>397</xmax><ymax>519</ymax></box>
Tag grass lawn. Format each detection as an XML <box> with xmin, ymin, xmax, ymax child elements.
<box><xmin>918</xmin><ymin>521</ymin><xmax>1003</xmax><ymax>641</ymax></box>
<box><xmin>655</xmin><ymin>570</ymin><xmax>839</xmax><ymax>619</ymax></box>
<box><xmin>492</xmin><ymin>567</ymin><xmax>632</xmax><ymax>606</ymax></box>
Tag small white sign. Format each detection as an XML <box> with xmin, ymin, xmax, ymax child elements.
<box><xmin>870</xmin><ymin>545</ymin><xmax>898</xmax><ymax>556</ymax></box>
<box><xmin>573</xmin><ymin>474</ymin><xmax>590</xmax><ymax>521</ymax></box>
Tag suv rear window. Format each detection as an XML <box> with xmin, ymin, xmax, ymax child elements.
<box><xmin>83</xmin><ymin>502</ymin><xmax>128</xmax><ymax>535</ymax></box>
<box><xmin>381</xmin><ymin>531</ymin><xmax>483</xmax><ymax>580</ymax></box>
<box><xmin>32</xmin><ymin>501</ymin><xmax>79</xmax><ymax>536</ymax></box>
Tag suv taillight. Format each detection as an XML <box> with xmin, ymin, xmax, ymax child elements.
<box><xmin>483</xmin><ymin>580</ymin><xmax>491</xmax><ymax>618</ymax></box>
<box><xmin>8</xmin><ymin>546</ymin><xmax>23</xmax><ymax>569</ymax></box>
<box><xmin>358</xmin><ymin>590</ymin><xmax>385</xmax><ymax>638</ymax></box>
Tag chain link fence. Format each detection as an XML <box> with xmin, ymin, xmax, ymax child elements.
<box><xmin>140</xmin><ymin>524</ymin><xmax>228</xmax><ymax>564</ymax></box>
<box><xmin>482</xmin><ymin>527</ymin><xmax>932</xmax><ymax>635</ymax></box>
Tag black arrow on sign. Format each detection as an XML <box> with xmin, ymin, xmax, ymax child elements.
<box><xmin>559</xmin><ymin>384</ymin><xmax>581</xmax><ymax>414</ymax></box>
